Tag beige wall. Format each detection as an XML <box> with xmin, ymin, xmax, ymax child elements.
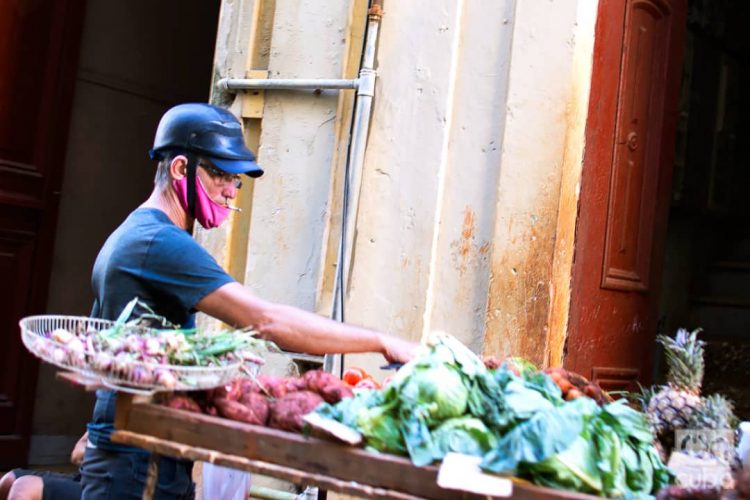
<box><xmin>208</xmin><ymin>0</ymin><xmax>598</xmax><ymax>378</ymax></box>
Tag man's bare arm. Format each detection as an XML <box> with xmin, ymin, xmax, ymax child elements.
<box><xmin>196</xmin><ymin>282</ymin><xmax>418</xmax><ymax>363</ymax></box>
<box><xmin>70</xmin><ymin>431</ymin><xmax>88</xmax><ymax>465</ymax></box>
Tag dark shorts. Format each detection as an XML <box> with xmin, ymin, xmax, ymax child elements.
<box><xmin>79</xmin><ymin>446</ymin><xmax>194</xmax><ymax>500</ymax></box>
<box><xmin>11</xmin><ymin>468</ymin><xmax>82</xmax><ymax>500</ymax></box>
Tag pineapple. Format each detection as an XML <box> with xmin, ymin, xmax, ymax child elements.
<box><xmin>683</xmin><ymin>393</ymin><xmax>739</xmax><ymax>463</ymax></box>
<box><xmin>647</xmin><ymin>328</ymin><xmax>705</xmax><ymax>437</ymax></box>
<box><xmin>687</xmin><ymin>393</ymin><xmax>738</xmax><ymax>430</ymax></box>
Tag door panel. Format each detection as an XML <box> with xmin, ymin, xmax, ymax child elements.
<box><xmin>0</xmin><ymin>225</ymin><xmax>36</xmax><ymax>434</ymax></box>
<box><xmin>566</xmin><ymin>0</ymin><xmax>686</xmax><ymax>391</ymax></box>
<box><xmin>0</xmin><ymin>0</ymin><xmax>85</xmax><ymax>467</ymax></box>
<box><xmin>602</xmin><ymin>1</ymin><xmax>670</xmax><ymax>292</ymax></box>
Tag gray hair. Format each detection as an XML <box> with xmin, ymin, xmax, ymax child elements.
<box><xmin>154</xmin><ymin>152</ymin><xmax>177</xmax><ymax>189</ymax></box>
<box><xmin>154</xmin><ymin>152</ymin><xmax>212</xmax><ymax>189</ymax></box>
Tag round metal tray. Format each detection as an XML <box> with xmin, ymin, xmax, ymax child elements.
<box><xmin>20</xmin><ymin>315</ymin><xmax>259</xmax><ymax>394</ymax></box>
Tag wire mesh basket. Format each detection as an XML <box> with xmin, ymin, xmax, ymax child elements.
<box><xmin>20</xmin><ymin>315</ymin><xmax>260</xmax><ymax>394</ymax></box>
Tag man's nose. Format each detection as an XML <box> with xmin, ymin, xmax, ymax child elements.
<box><xmin>222</xmin><ymin>184</ymin><xmax>238</xmax><ymax>199</ymax></box>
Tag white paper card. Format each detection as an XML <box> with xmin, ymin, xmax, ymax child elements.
<box><xmin>437</xmin><ymin>452</ymin><xmax>513</xmax><ymax>497</ymax></box>
<box><xmin>302</xmin><ymin>412</ymin><xmax>363</xmax><ymax>445</ymax></box>
<box><xmin>667</xmin><ymin>451</ymin><xmax>733</xmax><ymax>489</ymax></box>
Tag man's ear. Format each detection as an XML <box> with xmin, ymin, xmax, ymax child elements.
<box><xmin>170</xmin><ymin>155</ymin><xmax>188</xmax><ymax>180</ymax></box>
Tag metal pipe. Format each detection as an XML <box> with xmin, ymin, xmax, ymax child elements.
<box><xmin>339</xmin><ymin>3</ymin><xmax>382</xmax><ymax>287</ymax></box>
<box><xmin>217</xmin><ymin>78</ymin><xmax>358</xmax><ymax>91</ymax></box>
<box><xmin>327</xmin><ymin>2</ymin><xmax>384</xmax><ymax>375</ymax></box>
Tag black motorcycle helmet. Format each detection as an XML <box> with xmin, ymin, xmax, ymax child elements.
<box><xmin>149</xmin><ymin>103</ymin><xmax>262</xmax><ymax>219</ymax></box>
<box><xmin>149</xmin><ymin>102</ymin><xmax>263</xmax><ymax>177</ymax></box>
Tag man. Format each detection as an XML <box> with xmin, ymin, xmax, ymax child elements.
<box><xmin>78</xmin><ymin>102</ymin><xmax>418</xmax><ymax>499</ymax></box>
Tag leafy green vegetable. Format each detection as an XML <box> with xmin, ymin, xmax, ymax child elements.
<box><xmin>399</xmin><ymin>364</ymin><xmax>468</xmax><ymax>424</ymax></box>
<box><xmin>432</xmin><ymin>417</ymin><xmax>497</xmax><ymax>458</ymax></box>
<box><xmin>485</xmin><ymin>398</ymin><xmax>673</xmax><ymax>497</ymax></box>
<box><xmin>467</xmin><ymin>371</ymin><xmax>512</xmax><ymax>432</ymax></box>
<box><xmin>398</xmin><ymin>409</ymin><xmax>436</xmax><ymax>466</ymax></box>
<box><xmin>482</xmin><ymin>397</ymin><xmax>598</xmax><ymax>473</ymax></box>
<box><xmin>524</xmin><ymin>436</ymin><xmax>603</xmax><ymax>494</ymax></box>
<box><xmin>356</xmin><ymin>399</ymin><xmax>406</xmax><ymax>454</ymax></box>
<box><xmin>503</xmin><ymin>378</ymin><xmax>557</xmax><ymax>419</ymax></box>
<box><xmin>313</xmin><ymin>332</ymin><xmax>672</xmax><ymax>498</ymax></box>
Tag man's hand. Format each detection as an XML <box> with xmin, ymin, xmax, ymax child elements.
<box><xmin>70</xmin><ymin>431</ymin><xmax>88</xmax><ymax>466</ymax></box>
<box><xmin>380</xmin><ymin>335</ymin><xmax>421</xmax><ymax>364</ymax></box>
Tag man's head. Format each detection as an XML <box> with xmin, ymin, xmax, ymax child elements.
<box><xmin>149</xmin><ymin>103</ymin><xmax>261</xmax><ymax>228</ymax></box>
<box><xmin>149</xmin><ymin>103</ymin><xmax>262</xmax><ymax>177</ymax></box>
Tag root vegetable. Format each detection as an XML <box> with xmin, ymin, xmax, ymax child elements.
<box><xmin>129</xmin><ymin>365</ymin><xmax>154</xmax><ymax>385</ymax></box>
<box><xmin>557</xmin><ymin>378</ymin><xmax>573</xmax><ymax>395</ymax></box>
<box><xmin>303</xmin><ymin>370</ymin><xmax>353</xmax><ymax>403</ymax></box>
<box><xmin>565</xmin><ymin>388</ymin><xmax>583</xmax><ymax>401</ymax></box>
<box><xmin>584</xmin><ymin>384</ymin><xmax>601</xmax><ymax>399</ymax></box>
<box><xmin>155</xmin><ymin>369</ymin><xmax>177</xmax><ymax>389</ymax></box>
<box><xmin>257</xmin><ymin>376</ymin><xmax>306</xmax><ymax>399</ymax></box>
<box><xmin>237</xmin><ymin>392</ymin><xmax>270</xmax><ymax>425</ymax></box>
<box><xmin>318</xmin><ymin>383</ymin><xmax>353</xmax><ymax>404</ymax></box>
<box><xmin>303</xmin><ymin>370</ymin><xmax>339</xmax><ymax>393</ymax></box>
<box><xmin>165</xmin><ymin>395</ymin><xmax>202</xmax><ymax>413</ymax></box>
<box><xmin>51</xmin><ymin>328</ymin><xmax>74</xmax><ymax>344</ymax></box>
<box><xmin>69</xmin><ymin>350</ymin><xmax>86</xmax><ymax>368</ymax></box>
<box><xmin>67</xmin><ymin>337</ymin><xmax>85</xmax><ymax>353</ymax></box>
<box><xmin>215</xmin><ymin>397</ymin><xmax>268</xmax><ymax>425</ymax></box>
<box><xmin>92</xmin><ymin>352</ymin><xmax>112</xmax><ymax>371</ymax></box>
<box><xmin>269</xmin><ymin>391</ymin><xmax>324</xmax><ymax>432</ymax></box>
<box><xmin>52</xmin><ymin>347</ymin><xmax>68</xmax><ymax>364</ymax></box>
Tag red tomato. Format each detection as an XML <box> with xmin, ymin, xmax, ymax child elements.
<box><xmin>354</xmin><ymin>377</ymin><xmax>381</xmax><ymax>390</ymax></box>
<box><xmin>342</xmin><ymin>367</ymin><xmax>367</xmax><ymax>386</ymax></box>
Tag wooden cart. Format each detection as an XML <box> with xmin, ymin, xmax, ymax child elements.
<box><xmin>112</xmin><ymin>394</ymin><xmax>598</xmax><ymax>500</ymax></box>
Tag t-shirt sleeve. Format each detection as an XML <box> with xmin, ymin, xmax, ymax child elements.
<box><xmin>139</xmin><ymin>226</ymin><xmax>236</xmax><ymax>312</ymax></box>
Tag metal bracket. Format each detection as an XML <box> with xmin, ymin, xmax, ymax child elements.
<box><xmin>240</xmin><ymin>70</ymin><xmax>269</xmax><ymax>119</ymax></box>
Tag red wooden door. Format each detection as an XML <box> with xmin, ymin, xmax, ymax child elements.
<box><xmin>566</xmin><ymin>0</ymin><xmax>687</xmax><ymax>392</ymax></box>
<box><xmin>0</xmin><ymin>0</ymin><xmax>85</xmax><ymax>467</ymax></box>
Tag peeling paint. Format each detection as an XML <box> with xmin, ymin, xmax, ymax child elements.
<box><xmin>207</xmin><ymin>0</ymin><xmax>595</xmax><ymax>370</ymax></box>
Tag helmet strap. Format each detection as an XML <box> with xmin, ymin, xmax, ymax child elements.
<box><xmin>185</xmin><ymin>153</ymin><xmax>198</xmax><ymax>218</ymax></box>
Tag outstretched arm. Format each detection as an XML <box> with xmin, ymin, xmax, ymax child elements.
<box><xmin>196</xmin><ymin>282</ymin><xmax>419</xmax><ymax>363</ymax></box>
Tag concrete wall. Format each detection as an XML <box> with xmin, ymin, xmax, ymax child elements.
<box><xmin>209</xmin><ymin>0</ymin><xmax>598</xmax><ymax>378</ymax></box>
<box><xmin>30</xmin><ymin>0</ymin><xmax>219</xmax><ymax>464</ymax></box>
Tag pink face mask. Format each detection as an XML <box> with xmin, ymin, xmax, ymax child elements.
<box><xmin>172</xmin><ymin>175</ymin><xmax>231</xmax><ymax>229</ymax></box>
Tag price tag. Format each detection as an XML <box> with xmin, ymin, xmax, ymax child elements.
<box><xmin>437</xmin><ymin>452</ymin><xmax>512</xmax><ymax>497</ymax></box>
<box><xmin>667</xmin><ymin>451</ymin><xmax>732</xmax><ymax>489</ymax></box>
<box><xmin>302</xmin><ymin>413</ymin><xmax>362</xmax><ymax>445</ymax></box>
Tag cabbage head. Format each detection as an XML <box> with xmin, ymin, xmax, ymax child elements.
<box><xmin>432</xmin><ymin>417</ymin><xmax>498</xmax><ymax>458</ymax></box>
<box><xmin>356</xmin><ymin>401</ymin><xmax>407</xmax><ymax>455</ymax></box>
<box><xmin>398</xmin><ymin>364</ymin><xmax>468</xmax><ymax>424</ymax></box>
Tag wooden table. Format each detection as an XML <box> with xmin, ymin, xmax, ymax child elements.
<box><xmin>111</xmin><ymin>394</ymin><xmax>598</xmax><ymax>500</ymax></box>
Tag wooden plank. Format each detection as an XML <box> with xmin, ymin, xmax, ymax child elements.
<box><xmin>112</xmin><ymin>430</ymin><xmax>422</xmax><ymax>500</ymax></box>
<box><xmin>113</xmin><ymin>400</ymin><xmax>598</xmax><ymax>500</ymax></box>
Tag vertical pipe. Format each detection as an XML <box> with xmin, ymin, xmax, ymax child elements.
<box><xmin>341</xmin><ymin>3</ymin><xmax>382</xmax><ymax>291</ymax></box>
<box><xmin>326</xmin><ymin>2</ymin><xmax>383</xmax><ymax>372</ymax></box>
